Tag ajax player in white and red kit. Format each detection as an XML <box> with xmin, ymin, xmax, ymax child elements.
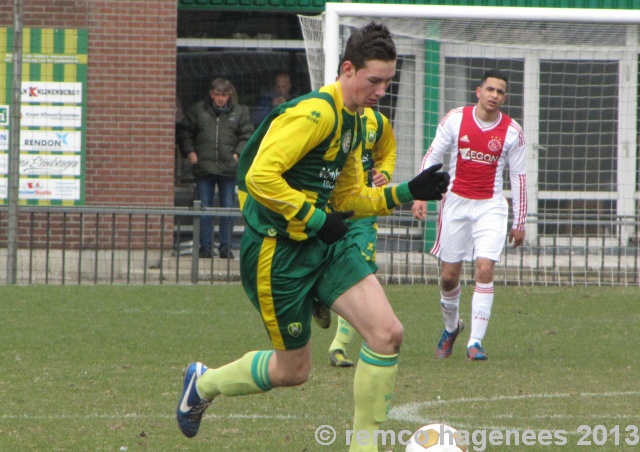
<box><xmin>413</xmin><ymin>69</ymin><xmax>527</xmax><ymax>360</ymax></box>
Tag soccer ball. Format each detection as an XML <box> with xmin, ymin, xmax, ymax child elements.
<box><xmin>405</xmin><ymin>423</ymin><xmax>467</xmax><ymax>452</ymax></box>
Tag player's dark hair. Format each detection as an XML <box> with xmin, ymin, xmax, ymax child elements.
<box><xmin>480</xmin><ymin>69</ymin><xmax>509</xmax><ymax>88</ymax></box>
<box><xmin>342</xmin><ymin>21</ymin><xmax>396</xmax><ymax>71</ymax></box>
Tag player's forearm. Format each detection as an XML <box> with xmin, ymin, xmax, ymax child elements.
<box><xmin>329</xmin><ymin>183</ymin><xmax>413</xmax><ymax>217</ymax></box>
<box><xmin>372</xmin><ymin>142</ymin><xmax>396</xmax><ymax>181</ymax></box>
<box><xmin>510</xmin><ymin>172</ymin><xmax>528</xmax><ymax>230</ymax></box>
<box><xmin>374</xmin><ymin>157</ymin><xmax>396</xmax><ymax>183</ymax></box>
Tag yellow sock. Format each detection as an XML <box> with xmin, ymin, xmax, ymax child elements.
<box><xmin>349</xmin><ymin>344</ymin><xmax>398</xmax><ymax>452</ymax></box>
<box><xmin>196</xmin><ymin>350</ymin><xmax>273</xmax><ymax>399</ymax></box>
<box><xmin>330</xmin><ymin>316</ymin><xmax>356</xmax><ymax>352</ymax></box>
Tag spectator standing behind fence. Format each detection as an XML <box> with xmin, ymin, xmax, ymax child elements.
<box><xmin>412</xmin><ymin>69</ymin><xmax>527</xmax><ymax>361</ymax></box>
<box><xmin>178</xmin><ymin>78</ymin><xmax>254</xmax><ymax>259</ymax></box>
<box><xmin>250</xmin><ymin>72</ymin><xmax>296</xmax><ymax>127</ymax></box>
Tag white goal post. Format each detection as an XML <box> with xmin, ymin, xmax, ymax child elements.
<box><xmin>299</xmin><ymin>4</ymin><xmax>640</xmax><ymax>286</ymax></box>
<box><xmin>323</xmin><ymin>4</ymin><xmax>640</xmax><ymax>87</ymax></box>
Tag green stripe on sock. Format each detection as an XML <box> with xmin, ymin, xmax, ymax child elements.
<box><xmin>251</xmin><ymin>350</ymin><xmax>274</xmax><ymax>392</ymax></box>
<box><xmin>359</xmin><ymin>343</ymin><xmax>398</xmax><ymax>367</ymax></box>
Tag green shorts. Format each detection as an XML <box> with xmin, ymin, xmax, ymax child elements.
<box><xmin>344</xmin><ymin>216</ymin><xmax>379</xmax><ymax>264</ymax></box>
<box><xmin>240</xmin><ymin>227</ymin><xmax>376</xmax><ymax>350</ymax></box>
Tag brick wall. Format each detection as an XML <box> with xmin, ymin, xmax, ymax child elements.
<box><xmin>84</xmin><ymin>1</ymin><xmax>176</xmax><ymax>207</ymax></box>
<box><xmin>0</xmin><ymin>0</ymin><xmax>177</xmax><ymax>249</ymax></box>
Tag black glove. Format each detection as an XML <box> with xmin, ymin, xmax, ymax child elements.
<box><xmin>315</xmin><ymin>211</ymin><xmax>354</xmax><ymax>244</ymax></box>
<box><xmin>407</xmin><ymin>163</ymin><xmax>450</xmax><ymax>201</ymax></box>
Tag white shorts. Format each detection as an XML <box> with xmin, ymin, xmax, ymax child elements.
<box><xmin>431</xmin><ymin>191</ymin><xmax>508</xmax><ymax>263</ymax></box>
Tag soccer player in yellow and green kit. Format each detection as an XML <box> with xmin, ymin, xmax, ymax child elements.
<box><xmin>317</xmin><ymin>107</ymin><xmax>398</xmax><ymax>368</ymax></box>
<box><xmin>176</xmin><ymin>21</ymin><xmax>450</xmax><ymax>451</ymax></box>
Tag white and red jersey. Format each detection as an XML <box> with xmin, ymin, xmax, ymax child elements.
<box><xmin>420</xmin><ymin>105</ymin><xmax>527</xmax><ymax>230</ymax></box>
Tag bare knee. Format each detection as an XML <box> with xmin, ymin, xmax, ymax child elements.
<box><xmin>475</xmin><ymin>258</ymin><xmax>495</xmax><ymax>284</ymax></box>
<box><xmin>441</xmin><ymin>263</ymin><xmax>462</xmax><ymax>291</ymax></box>
<box><xmin>389</xmin><ymin>321</ymin><xmax>404</xmax><ymax>352</ymax></box>
<box><xmin>277</xmin><ymin>365</ymin><xmax>310</xmax><ymax>387</ymax></box>
<box><xmin>269</xmin><ymin>348</ymin><xmax>312</xmax><ymax>387</ymax></box>
<box><xmin>366</xmin><ymin>319</ymin><xmax>404</xmax><ymax>355</ymax></box>
<box><xmin>441</xmin><ymin>276</ymin><xmax>459</xmax><ymax>292</ymax></box>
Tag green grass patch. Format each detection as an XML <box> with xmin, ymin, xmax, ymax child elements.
<box><xmin>0</xmin><ymin>285</ymin><xmax>638</xmax><ymax>451</ymax></box>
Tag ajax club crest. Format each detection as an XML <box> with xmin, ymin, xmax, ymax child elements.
<box><xmin>488</xmin><ymin>137</ymin><xmax>503</xmax><ymax>152</ymax></box>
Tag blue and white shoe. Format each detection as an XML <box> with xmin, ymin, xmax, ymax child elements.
<box><xmin>467</xmin><ymin>342</ymin><xmax>489</xmax><ymax>361</ymax></box>
<box><xmin>435</xmin><ymin>320</ymin><xmax>464</xmax><ymax>359</ymax></box>
<box><xmin>176</xmin><ymin>362</ymin><xmax>213</xmax><ymax>438</ymax></box>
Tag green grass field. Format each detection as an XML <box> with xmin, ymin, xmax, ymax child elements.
<box><xmin>0</xmin><ymin>284</ymin><xmax>638</xmax><ymax>451</ymax></box>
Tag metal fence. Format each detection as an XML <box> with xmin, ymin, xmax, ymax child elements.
<box><xmin>0</xmin><ymin>204</ymin><xmax>638</xmax><ymax>286</ymax></box>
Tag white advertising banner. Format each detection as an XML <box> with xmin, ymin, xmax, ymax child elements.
<box><xmin>0</xmin><ymin>130</ymin><xmax>83</xmax><ymax>153</ymax></box>
<box><xmin>21</xmin><ymin>82</ymin><xmax>83</xmax><ymax>104</ymax></box>
<box><xmin>20</xmin><ymin>105</ymin><xmax>82</xmax><ymax>128</ymax></box>
<box><xmin>20</xmin><ymin>130</ymin><xmax>83</xmax><ymax>152</ymax></box>
<box><xmin>0</xmin><ymin>153</ymin><xmax>82</xmax><ymax>176</ymax></box>
<box><xmin>0</xmin><ymin>177</ymin><xmax>81</xmax><ymax>200</ymax></box>
<box><xmin>0</xmin><ymin>105</ymin><xmax>8</xmax><ymax>126</ymax></box>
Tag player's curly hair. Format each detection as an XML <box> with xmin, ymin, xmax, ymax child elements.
<box><xmin>342</xmin><ymin>21</ymin><xmax>396</xmax><ymax>71</ymax></box>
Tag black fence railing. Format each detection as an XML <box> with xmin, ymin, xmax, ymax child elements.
<box><xmin>0</xmin><ymin>205</ymin><xmax>638</xmax><ymax>286</ymax></box>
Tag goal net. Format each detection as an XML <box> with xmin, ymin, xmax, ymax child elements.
<box><xmin>299</xmin><ymin>5</ymin><xmax>640</xmax><ymax>286</ymax></box>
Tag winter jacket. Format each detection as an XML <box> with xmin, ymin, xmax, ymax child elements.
<box><xmin>178</xmin><ymin>98</ymin><xmax>255</xmax><ymax>177</ymax></box>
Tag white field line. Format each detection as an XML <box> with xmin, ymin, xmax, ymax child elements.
<box><xmin>0</xmin><ymin>413</ymin><xmax>301</xmax><ymax>420</ymax></box>
<box><xmin>390</xmin><ymin>390</ymin><xmax>640</xmax><ymax>434</ymax></box>
<box><xmin>1</xmin><ymin>391</ymin><xmax>637</xmax><ymax>434</ymax></box>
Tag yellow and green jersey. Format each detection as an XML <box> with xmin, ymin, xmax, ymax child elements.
<box><xmin>238</xmin><ymin>82</ymin><xmax>411</xmax><ymax>241</ymax></box>
<box><xmin>360</xmin><ymin>107</ymin><xmax>396</xmax><ymax>186</ymax></box>
<box><xmin>328</xmin><ymin>103</ymin><xmax>407</xmax><ymax>219</ymax></box>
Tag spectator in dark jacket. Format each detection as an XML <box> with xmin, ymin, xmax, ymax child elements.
<box><xmin>251</xmin><ymin>72</ymin><xmax>297</xmax><ymax>128</ymax></box>
<box><xmin>179</xmin><ymin>78</ymin><xmax>254</xmax><ymax>259</ymax></box>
